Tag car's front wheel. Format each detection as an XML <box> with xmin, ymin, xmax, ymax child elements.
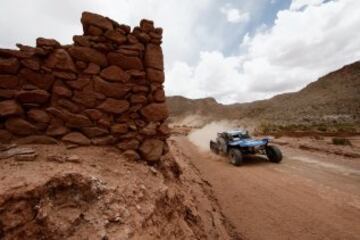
<box><xmin>266</xmin><ymin>145</ymin><xmax>283</xmax><ymax>163</ymax></box>
<box><xmin>229</xmin><ymin>149</ymin><xmax>243</xmax><ymax>166</ymax></box>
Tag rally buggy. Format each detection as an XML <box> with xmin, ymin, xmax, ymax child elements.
<box><xmin>210</xmin><ymin>129</ymin><xmax>283</xmax><ymax>166</ymax></box>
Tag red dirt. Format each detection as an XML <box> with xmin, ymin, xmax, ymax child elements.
<box><xmin>170</xmin><ymin>136</ymin><xmax>360</xmax><ymax>240</ymax></box>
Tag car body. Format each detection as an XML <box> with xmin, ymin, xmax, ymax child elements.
<box><xmin>210</xmin><ymin>129</ymin><xmax>283</xmax><ymax>166</ymax></box>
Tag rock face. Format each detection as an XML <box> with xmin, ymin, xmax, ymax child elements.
<box><xmin>0</xmin><ymin>12</ymin><xmax>168</xmax><ymax>162</ymax></box>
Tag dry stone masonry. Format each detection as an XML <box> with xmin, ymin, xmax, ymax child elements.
<box><xmin>0</xmin><ymin>12</ymin><xmax>169</xmax><ymax>162</ymax></box>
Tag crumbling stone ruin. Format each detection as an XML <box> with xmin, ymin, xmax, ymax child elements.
<box><xmin>0</xmin><ymin>12</ymin><xmax>169</xmax><ymax>162</ymax></box>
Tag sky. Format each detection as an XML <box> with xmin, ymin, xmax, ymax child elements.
<box><xmin>1</xmin><ymin>0</ymin><xmax>359</xmax><ymax>104</ymax></box>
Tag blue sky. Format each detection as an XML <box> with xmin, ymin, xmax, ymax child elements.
<box><xmin>1</xmin><ymin>0</ymin><xmax>359</xmax><ymax>104</ymax></box>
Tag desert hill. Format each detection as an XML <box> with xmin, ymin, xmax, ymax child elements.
<box><xmin>167</xmin><ymin>61</ymin><xmax>360</xmax><ymax>129</ymax></box>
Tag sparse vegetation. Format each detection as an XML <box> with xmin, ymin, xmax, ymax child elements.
<box><xmin>332</xmin><ymin>137</ymin><xmax>352</xmax><ymax>146</ymax></box>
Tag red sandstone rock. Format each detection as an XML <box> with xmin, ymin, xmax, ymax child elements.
<box><xmin>87</xmin><ymin>25</ymin><xmax>103</xmax><ymax>36</ymax></box>
<box><xmin>27</xmin><ymin>109</ymin><xmax>50</xmax><ymax>123</ymax></box>
<box><xmin>68</xmin><ymin>46</ymin><xmax>107</xmax><ymax>67</ymax></box>
<box><xmin>53</xmin><ymin>71</ymin><xmax>77</xmax><ymax>80</ymax></box>
<box><xmin>0</xmin><ymin>129</ymin><xmax>13</xmax><ymax>143</ymax></box>
<box><xmin>58</xmin><ymin>98</ymin><xmax>81</xmax><ymax>113</ymax></box>
<box><xmin>83</xmin><ymin>63</ymin><xmax>100</xmax><ymax>74</ymax></box>
<box><xmin>91</xmin><ymin>135</ymin><xmax>116</xmax><ymax>145</ymax></box>
<box><xmin>66</xmin><ymin>75</ymin><xmax>90</xmax><ymax>90</ymax></box>
<box><xmin>140</xmin><ymin>122</ymin><xmax>158</xmax><ymax>136</ymax></box>
<box><xmin>158</xmin><ymin>123</ymin><xmax>170</xmax><ymax>135</ymax></box>
<box><xmin>72</xmin><ymin>85</ymin><xmax>97</xmax><ymax>108</ymax></box>
<box><xmin>45</xmin><ymin>49</ymin><xmax>76</xmax><ymax>72</ymax></box>
<box><xmin>81</xmin><ymin>12</ymin><xmax>114</xmax><ymax>31</ymax></box>
<box><xmin>132</xmin><ymin>85</ymin><xmax>149</xmax><ymax>93</ymax></box>
<box><xmin>62</xmin><ymin>132</ymin><xmax>91</xmax><ymax>145</ymax></box>
<box><xmin>0</xmin><ymin>58</ymin><xmax>20</xmax><ymax>74</ymax></box>
<box><xmin>21</xmin><ymin>58</ymin><xmax>40</xmax><ymax>71</ymax></box>
<box><xmin>146</xmin><ymin>68</ymin><xmax>164</xmax><ymax>83</ymax></box>
<box><xmin>97</xmin><ymin>98</ymin><xmax>130</xmax><ymax>114</ymax></box>
<box><xmin>19</xmin><ymin>69</ymin><xmax>54</xmax><ymax>90</ymax></box>
<box><xmin>140</xmin><ymin>103</ymin><xmax>168</xmax><ymax>122</ymax></box>
<box><xmin>111</xmin><ymin>123</ymin><xmax>128</xmax><ymax>135</ymax></box>
<box><xmin>130</xmin><ymin>94</ymin><xmax>147</xmax><ymax>104</ymax></box>
<box><xmin>139</xmin><ymin>138</ymin><xmax>164</xmax><ymax>162</ymax></box>
<box><xmin>16</xmin><ymin>90</ymin><xmax>50</xmax><ymax>104</ymax></box>
<box><xmin>81</xmin><ymin>126</ymin><xmax>108</xmax><ymax>138</ymax></box>
<box><xmin>53</xmin><ymin>85</ymin><xmax>72</xmax><ymax>97</ymax></box>
<box><xmin>84</xmin><ymin>109</ymin><xmax>103</xmax><ymax>121</ymax></box>
<box><xmin>117</xmin><ymin>139</ymin><xmax>140</xmax><ymax>150</ymax></box>
<box><xmin>140</xmin><ymin>19</ymin><xmax>154</xmax><ymax>33</ymax></box>
<box><xmin>104</xmin><ymin>30</ymin><xmax>127</xmax><ymax>44</ymax></box>
<box><xmin>0</xmin><ymin>75</ymin><xmax>19</xmax><ymax>89</ymax></box>
<box><xmin>122</xmin><ymin>150</ymin><xmax>140</xmax><ymax>161</ymax></box>
<box><xmin>93</xmin><ymin>76</ymin><xmax>131</xmax><ymax>98</ymax></box>
<box><xmin>153</xmin><ymin>88</ymin><xmax>165</xmax><ymax>102</ymax></box>
<box><xmin>0</xmin><ymin>100</ymin><xmax>22</xmax><ymax>117</ymax></box>
<box><xmin>100</xmin><ymin>65</ymin><xmax>130</xmax><ymax>82</ymax></box>
<box><xmin>36</xmin><ymin>38</ymin><xmax>60</xmax><ymax>48</ymax></box>
<box><xmin>145</xmin><ymin>44</ymin><xmax>164</xmax><ymax>70</ymax></box>
<box><xmin>5</xmin><ymin>118</ymin><xmax>38</xmax><ymax>136</ymax></box>
<box><xmin>0</xmin><ymin>89</ymin><xmax>16</xmax><ymax>99</ymax></box>
<box><xmin>16</xmin><ymin>135</ymin><xmax>58</xmax><ymax>145</ymax></box>
<box><xmin>107</xmin><ymin>52</ymin><xmax>143</xmax><ymax>70</ymax></box>
<box><xmin>73</xmin><ymin>35</ymin><xmax>91</xmax><ymax>47</ymax></box>
<box><xmin>46</xmin><ymin>118</ymin><xmax>69</xmax><ymax>136</ymax></box>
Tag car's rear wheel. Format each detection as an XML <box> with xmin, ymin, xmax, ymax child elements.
<box><xmin>210</xmin><ymin>140</ymin><xmax>219</xmax><ymax>154</ymax></box>
<box><xmin>266</xmin><ymin>145</ymin><xmax>283</xmax><ymax>163</ymax></box>
<box><xmin>229</xmin><ymin>149</ymin><xmax>243</xmax><ymax>166</ymax></box>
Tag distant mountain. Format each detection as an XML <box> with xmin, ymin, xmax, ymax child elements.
<box><xmin>167</xmin><ymin>61</ymin><xmax>360</xmax><ymax>126</ymax></box>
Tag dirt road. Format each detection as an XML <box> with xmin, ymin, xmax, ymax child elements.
<box><xmin>170</xmin><ymin>136</ymin><xmax>360</xmax><ymax>240</ymax></box>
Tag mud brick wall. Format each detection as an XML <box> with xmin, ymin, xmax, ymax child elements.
<box><xmin>0</xmin><ymin>12</ymin><xmax>169</xmax><ymax>162</ymax></box>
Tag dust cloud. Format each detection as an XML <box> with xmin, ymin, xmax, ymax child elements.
<box><xmin>188</xmin><ymin>121</ymin><xmax>237</xmax><ymax>151</ymax></box>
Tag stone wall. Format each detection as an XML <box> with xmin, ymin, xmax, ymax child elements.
<box><xmin>0</xmin><ymin>12</ymin><xmax>169</xmax><ymax>163</ymax></box>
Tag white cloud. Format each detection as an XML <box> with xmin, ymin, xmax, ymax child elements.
<box><xmin>166</xmin><ymin>0</ymin><xmax>360</xmax><ymax>103</ymax></box>
<box><xmin>220</xmin><ymin>6</ymin><xmax>250</xmax><ymax>23</ymax></box>
<box><xmin>290</xmin><ymin>0</ymin><xmax>325</xmax><ymax>10</ymax></box>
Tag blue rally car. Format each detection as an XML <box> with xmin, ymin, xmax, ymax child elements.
<box><xmin>210</xmin><ymin>129</ymin><xmax>283</xmax><ymax>166</ymax></box>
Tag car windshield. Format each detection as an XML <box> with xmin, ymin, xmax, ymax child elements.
<box><xmin>230</xmin><ymin>132</ymin><xmax>250</xmax><ymax>140</ymax></box>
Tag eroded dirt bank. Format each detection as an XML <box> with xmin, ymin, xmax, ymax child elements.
<box><xmin>0</xmin><ymin>144</ymin><xmax>234</xmax><ymax>239</ymax></box>
<box><xmin>170</xmin><ymin>136</ymin><xmax>360</xmax><ymax>240</ymax></box>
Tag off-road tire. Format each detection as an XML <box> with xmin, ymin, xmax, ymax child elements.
<box><xmin>266</xmin><ymin>145</ymin><xmax>283</xmax><ymax>163</ymax></box>
<box><xmin>210</xmin><ymin>141</ymin><xmax>219</xmax><ymax>154</ymax></box>
<box><xmin>229</xmin><ymin>149</ymin><xmax>243</xmax><ymax>166</ymax></box>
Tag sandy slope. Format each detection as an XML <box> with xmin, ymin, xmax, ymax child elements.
<box><xmin>170</xmin><ymin>136</ymin><xmax>360</xmax><ymax>240</ymax></box>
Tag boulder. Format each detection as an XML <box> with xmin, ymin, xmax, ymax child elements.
<box><xmin>0</xmin><ymin>75</ymin><xmax>19</xmax><ymax>89</ymax></box>
<box><xmin>111</xmin><ymin>123</ymin><xmax>128</xmax><ymax>135</ymax></box>
<box><xmin>97</xmin><ymin>98</ymin><xmax>130</xmax><ymax>114</ymax></box>
<box><xmin>84</xmin><ymin>109</ymin><xmax>103</xmax><ymax>121</ymax></box>
<box><xmin>87</xmin><ymin>25</ymin><xmax>103</xmax><ymax>36</ymax></box>
<box><xmin>0</xmin><ymin>129</ymin><xmax>13</xmax><ymax>143</ymax></box>
<box><xmin>19</xmin><ymin>69</ymin><xmax>54</xmax><ymax>90</ymax></box>
<box><xmin>139</xmin><ymin>139</ymin><xmax>164</xmax><ymax>162</ymax></box>
<box><xmin>144</xmin><ymin>44</ymin><xmax>164</xmax><ymax>70</ymax></box>
<box><xmin>140</xmin><ymin>122</ymin><xmax>158</xmax><ymax>136</ymax></box>
<box><xmin>104</xmin><ymin>30</ymin><xmax>127</xmax><ymax>44</ymax></box>
<box><xmin>91</xmin><ymin>135</ymin><xmax>116</xmax><ymax>145</ymax></box>
<box><xmin>0</xmin><ymin>58</ymin><xmax>20</xmax><ymax>74</ymax></box>
<box><xmin>72</xmin><ymin>87</ymin><xmax>97</xmax><ymax>108</ymax></box>
<box><xmin>53</xmin><ymin>85</ymin><xmax>72</xmax><ymax>97</ymax></box>
<box><xmin>81</xmin><ymin>126</ymin><xmax>108</xmax><ymax>138</ymax></box>
<box><xmin>57</xmin><ymin>98</ymin><xmax>81</xmax><ymax>113</ymax></box>
<box><xmin>140</xmin><ymin>19</ymin><xmax>154</xmax><ymax>32</ymax></box>
<box><xmin>122</xmin><ymin>150</ymin><xmax>140</xmax><ymax>161</ymax></box>
<box><xmin>130</xmin><ymin>94</ymin><xmax>147</xmax><ymax>104</ymax></box>
<box><xmin>83</xmin><ymin>63</ymin><xmax>100</xmax><ymax>74</ymax></box>
<box><xmin>146</xmin><ymin>68</ymin><xmax>164</xmax><ymax>83</ymax></box>
<box><xmin>16</xmin><ymin>135</ymin><xmax>57</xmax><ymax>144</ymax></box>
<box><xmin>117</xmin><ymin>139</ymin><xmax>140</xmax><ymax>150</ymax></box>
<box><xmin>62</xmin><ymin>132</ymin><xmax>91</xmax><ymax>145</ymax></box>
<box><xmin>16</xmin><ymin>90</ymin><xmax>50</xmax><ymax>104</ymax></box>
<box><xmin>140</xmin><ymin>103</ymin><xmax>168</xmax><ymax>121</ymax></box>
<box><xmin>66</xmin><ymin>75</ymin><xmax>90</xmax><ymax>90</ymax></box>
<box><xmin>93</xmin><ymin>76</ymin><xmax>131</xmax><ymax>98</ymax></box>
<box><xmin>153</xmin><ymin>88</ymin><xmax>165</xmax><ymax>102</ymax></box>
<box><xmin>21</xmin><ymin>58</ymin><xmax>40</xmax><ymax>71</ymax></box>
<box><xmin>68</xmin><ymin>46</ymin><xmax>107</xmax><ymax>67</ymax></box>
<box><xmin>27</xmin><ymin>109</ymin><xmax>50</xmax><ymax>123</ymax></box>
<box><xmin>107</xmin><ymin>52</ymin><xmax>143</xmax><ymax>70</ymax></box>
<box><xmin>36</xmin><ymin>38</ymin><xmax>60</xmax><ymax>48</ymax></box>
<box><xmin>5</xmin><ymin>118</ymin><xmax>38</xmax><ymax>136</ymax></box>
<box><xmin>53</xmin><ymin>71</ymin><xmax>77</xmax><ymax>80</ymax></box>
<box><xmin>0</xmin><ymin>100</ymin><xmax>22</xmax><ymax>117</ymax></box>
<box><xmin>81</xmin><ymin>12</ymin><xmax>114</xmax><ymax>31</ymax></box>
<box><xmin>46</xmin><ymin>118</ymin><xmax>69</xmax><ymax>137</ymax></box>
<box><xmin>45</xmin><ymin>49</ymin><xmax>76</xmax><ymax>72</ymax></box>
<box><xmin>100</xmin><ymin>65</ymin><xmax>130</xmax><ymax>82</ymax></box>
